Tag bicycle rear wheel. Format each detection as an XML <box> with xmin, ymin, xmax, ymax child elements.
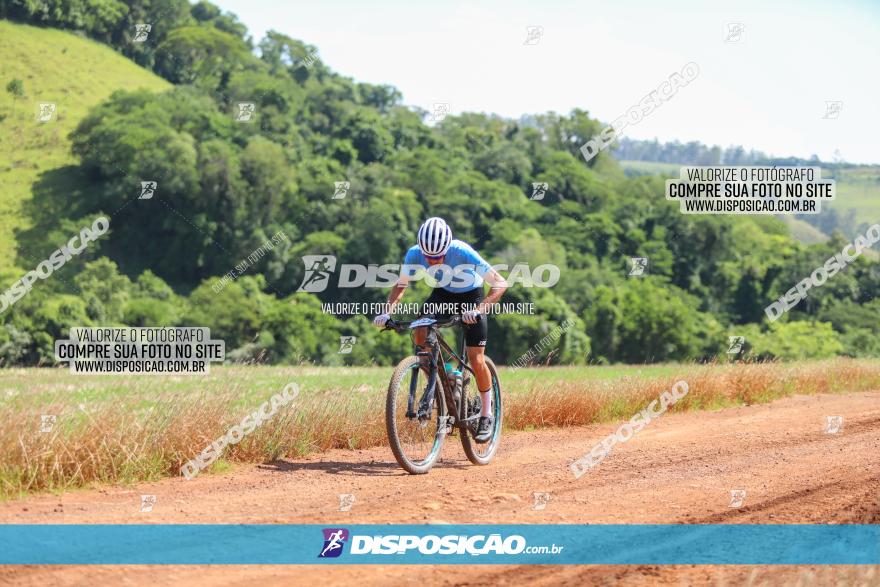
<box><xmin>385</xmin><ymin>356</ymin><xmax>447</xmax><ymax>474</ymax></box>
<box><xmin>460</xmin><ymin>357</ymin><xmax>503</xmax><ymax>465</ymax></box>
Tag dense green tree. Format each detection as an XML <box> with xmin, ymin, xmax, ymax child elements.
<box><xmin>154</xmin><ymin>25</ymin><xmax>253</xmax><ymax>90</ymax></box>
<box><xmin>584</xmin><ymin>279</ymin><xmax>724</xmax><ymax>363</ymax></box>
<box><xmin>4</xmin><ymin>7</ymin><xmax>880</xmax><ymax>367</ymax></box>
<box><xmin>74</xmin><ymin>258</ymin><xmax>133</xmax><ymax>324</ymax></box>
<box><xmin>741</xmin><ymin>320</ymin><xmax>844</xmax><ymax>360</ymax></box>
<box><xmin>0</xmin><ymin>0</ymin><xmax>129</xmax><ymax>42</ymax></box>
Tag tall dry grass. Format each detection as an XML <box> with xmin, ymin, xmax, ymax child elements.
<box><xmin>1</xmin><ymin>359</ymin><xmax>878</xmax><ymax>498</ymax></box>
<box><xmin>505</xmin><ymin>359</ymin><xmax>880</xmax><ymax>429</ymax></box>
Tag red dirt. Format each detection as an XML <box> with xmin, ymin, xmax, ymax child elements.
<box><xmin>1</xmin><ymin>391</ymin><xmax>878</xmax><ymax>586</ymax></box>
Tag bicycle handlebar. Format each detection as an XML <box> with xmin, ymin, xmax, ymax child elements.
<box><xmin>384</xmin><ymin>314</ymin><xmax>480</xmax><ymax>333</ymax></box>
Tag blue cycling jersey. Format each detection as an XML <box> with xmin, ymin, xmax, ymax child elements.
<box><xmin>402</xmin><ymin>240</ymin><xmax>492</xmax><ymax>293</ymax></box>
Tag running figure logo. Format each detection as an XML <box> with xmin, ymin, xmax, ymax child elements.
<box><xmin>338</xmin><ymin>494</ymin><xmax>356</xmax><ymax>511</ymax></box>
<box><xmin>524</xmin><ymin>25</ymin><xmax>544</xmax><ymax>45</ymax></box>
<box><xmin>727</xmin><ymin>336</ymin><xmax>745</xmax><ymax>355</ymax></box>
<box><xmin>530</xmin><ymin>182</ymin><xmax>548</xmax><ymax>201</ymax></box>
<box><xmin>439</xmin><ymin>415</ymin><xmax>454</xmax><ymax>435</ymax></box>
<box><xmin>40</xmin><ymin>414</ymin><xmax>56</xmax><ymax>433</ymax></box>
<box><xmin>133</xmin><ymin>23</ymin><xmax>152</xmax><ymax>43</ymax></box>
<box><xmin>140</xmin><ymin>494</ymin><xmax>157</xmax><ymax>512</ymax></box>
<box><xmin>430</xmin><ymin>102</ymin><xmax>450</xmax><ymax>123</ymax></box>
<box><xmin>724</xmin><ymin>22</ymin><xmax>744</xmax><ymax>43</ymax></box>
<box><xmin>318</xmin><ymin>528</ymin><xmax>349</xmax><ymax>558</ymax></box>
<box><xmin>301</xmin><ymin>49</ymin><xmax>318</xmax><ymax>69</ymax></box>
<box><xmin>628</xmin><ymin>257</ymin><xmax>648</xmax><ymax>277</ymax></box>
<box><xmin>235</xmin><ymin>102</ymin><xmax>256</xmax><ymax>122</ymax></box>
<box><xmin>338</xmin><ymin>336</ymin><xmax>356</xmax><ymax>354</ymax></box>
<box><xmin>825</xmin><ymin>415</ymin><xmax>844</xmax><ymax>434</ymax></box>
<box><xmin>297</xmin><ymin>255</ymin><xmax>337</xmax><ymax>292</ymax></box>
<box><xmin>332</xmin><ymin>181</ymin><xmax>350</xmax><ymax>199</ymax></box>
<box><xmin>139</xmin><ymin>181</ymin><xmax>157</xmax><ymax>200</ymax></box>
<box><xmin>532</xmin><ymin>492</ymin><xmax>551</xmax><ymax>511</ymax></box>
<box><xmin>37</xmin><ymin>102</ymin><xmax>56</xmax><ymax>122</ymax></box>
<box><xmin>729</xmin><ymin>489</ymin><xmax>746</xmax><ymax>508</ymax></box>
<box><xmin>822</xmin><ymin>101</ymin><xmax>843</xmax><ymax>120</ymax></box>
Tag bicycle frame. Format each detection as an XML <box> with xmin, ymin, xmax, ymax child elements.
<box><xmin>397</xmin><ymin>318</ymin><xmax>478</xmax><ymax>431</ymax></box>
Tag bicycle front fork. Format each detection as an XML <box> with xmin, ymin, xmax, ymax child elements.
<box><xmin>409</xmin><ymin>345</ymin><xmax>439</xmax><ymax>420</ymax></box>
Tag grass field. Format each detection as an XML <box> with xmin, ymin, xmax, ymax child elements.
<box><xmin>0</xmin><ymin>21</ymin><xmax>170</xmax><ymax>279</ymax></box>
<box><xmin>824</xmin><ymin>166</ymin><xmax>880</xmax><ymax>223</ymax></box>
<box><xmin>0</xmin><ymin>362</ymin><xmax>683</xmax><ymax>409</ymax></box>
<box><xmin>2</xmin><ymin>359</ymin><xmax>879</xmax><ymax>499</ymax></box>
<box><xmin>619</xmin><ymin>160</ymin><xmax>681</xmax><ymax>177</ymax></box>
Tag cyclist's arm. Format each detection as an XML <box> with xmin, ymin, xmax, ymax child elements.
<box><xmin>384</xmin><ymin>274</ymin><xmax>409</xmax><ymax>315</ymax></box>
<box><xmin>477</xmin><ymin>268</ymin><xmax>508</xmax><ymax>314</ymax></box>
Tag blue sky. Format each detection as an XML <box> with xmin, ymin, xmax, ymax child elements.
<box><xmin>215</xmin><ymin>0</ymin><xmax>879</xmax><ymax>164</ymax></box>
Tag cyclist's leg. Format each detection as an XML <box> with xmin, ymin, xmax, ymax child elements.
<box><xmin>465</xmin><ymin>337</ymin><xmax>491</xmax><ymax>417</ymax></box>
<box><xmin>466</xmin><ymin>330</ymin><xmax>494</xmax><ymax>442</ymax></box>
<box><xmin>460</xmin><ymin>287</ymin><xmax>491</xmax><ymax>416</ymax></box>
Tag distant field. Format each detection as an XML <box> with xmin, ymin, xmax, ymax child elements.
<box><xmin>2</xmin><ymin>359</ymin><xmax>879</xmax><ymax>498</ymax></box>
<box><xmin>776</xmin><ymin>214</ymin><xmax>830</xmax><ymax>244</ymax></box>
<box><xmin>824</xmin><ymin>166</ymin><xmax>880</xmax><ymax>223</ymax></box>
<box><xmin>0</xmin><ymin>21</ymin><xmax>170</xmax><ymax>278</ymax></box>
<box><xmin>619</xmin><ymin>160</ymin><xmax>681</xmax><ymax>176</ymax></box>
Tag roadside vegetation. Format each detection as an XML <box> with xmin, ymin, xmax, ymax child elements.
<box><xmin>2</xmin><ymin>359</ymin><xmax>878</xmax><ymax>498</ymax></box>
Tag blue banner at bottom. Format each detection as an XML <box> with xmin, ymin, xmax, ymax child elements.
<box><xmin>1</xmin><ymin>524</ymin><xmax>877</xmax><ymax>565</ymax></box>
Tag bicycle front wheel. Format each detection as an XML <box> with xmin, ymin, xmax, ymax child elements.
<box><xmin>385</xmin><ymin>356</ymin><xmax>447</xmax><ymax>474</ymax></box>
<box><xmin>460</xmin><ymin>356</ymin><xmax>503</xmax><ymax>465</ymax></box>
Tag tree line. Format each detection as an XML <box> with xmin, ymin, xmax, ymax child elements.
<box><xmin>1</xmin><ymin>0</ymin><xmax>879</xmax><ymax>366</ymax></box>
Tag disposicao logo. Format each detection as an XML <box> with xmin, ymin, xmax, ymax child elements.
<box><xmin>318</xmin><ymin>528</ymin><xmax>349</xmax><ymax>558</ymax></box>
<box><xmin>317</xmin><ymin>529</ymin><xmax>563</xmax><ymax>558</ymax></box>
<box><xmin>296</xmin><ymin>256</ymin><xmax>560</xmax><ymax>292</ymax></box>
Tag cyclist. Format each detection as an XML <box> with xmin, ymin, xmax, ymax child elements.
<box><xmin>374</xmin><ymin>217</ymin><xmax>508</xmax><ymax>443</ymax></box>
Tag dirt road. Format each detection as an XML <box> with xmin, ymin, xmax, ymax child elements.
<box><xmin>2</xmin><ymin>391</ymin><xmax>878</xmax><ymax>586</ymax></box>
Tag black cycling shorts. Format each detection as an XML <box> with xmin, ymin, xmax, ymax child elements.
<box><xmin>421</xmin><ymin>287</ymin><xmax>488</xmax><ymax>348</ymax></box>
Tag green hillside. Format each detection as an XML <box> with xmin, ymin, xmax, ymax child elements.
<box><xmin>776</xmin><ymin>215</ymin><xmax>830</xmax><ymax>245</ymax></box>
<box><xmin>0</xmin><ymin>20</ymin><xmax>170</xmax><ymax>278</ymax></box>
<box><xmin>0</xmin><ymin>6</ymin><xmax>878</xmax><ymax>369</ymax></box>
<box><xmin>824</xmin><ymin>166</ymin><xmax>880</xmax><ymax>221</ymax></box>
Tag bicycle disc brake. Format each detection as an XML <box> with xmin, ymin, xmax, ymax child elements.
<box><xmin>417</xmin><ymin>393</ymin><xmax>434</xmax><ymax>421</ymax></box>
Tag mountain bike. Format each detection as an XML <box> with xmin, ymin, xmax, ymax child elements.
<box><xmin>381</xmin><ymin>316</ymin><xmax>503</xmax><ymax>474</ymax></box>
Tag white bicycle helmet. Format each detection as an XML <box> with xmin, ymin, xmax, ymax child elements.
<box><xmin>417</xmin><ymin>217</ymin><xmax>453</xmax><ymax>257</ymax></box>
